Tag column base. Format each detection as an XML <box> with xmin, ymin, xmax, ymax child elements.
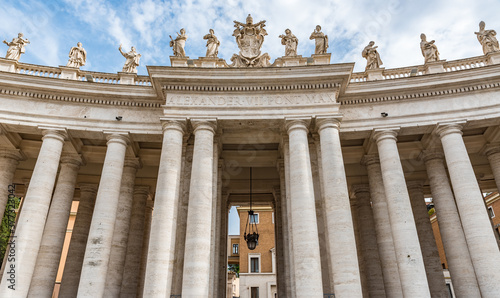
<box><xmin>0</xmin><ymin>58</ymin><xmax>18</xmax><ymax>73</ymax></box>
<box><xmin>366</xmin><ymin>68</ymin><xmax>385</xmax><ymax>81</ymax></box>
<box><xmin>60</xmin><ymin>66</ymin><xmax>80</xmax><ymax>80</ymax></box>
<box><xmin>118</xmin><ymin>72</ymin><xmax>137</xmax><ymax>85</ymax></box>
<box><xmin>486</xmin><ymin>51</ymin><xmax>500</xmax><ymax>65</ymax></box>
<box><xmin>170</xmin><ymin>56</ymin><xmax>191</xmax><ymax>67</ymax></box>
<box><xmin>424</xmin><ymin>60</ymin><xmax>446</xmax><ymax>74</ymax></box>
<box><xmin>310</xmin><ymin>54</ymin><xmax>331</xmax><ymax>65</ymax></box>
<box><xmin>273</xmin><ymin>55</ymin><xmax>308</xmax><ymax>67</ymax></box>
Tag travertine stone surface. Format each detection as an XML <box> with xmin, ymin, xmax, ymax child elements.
<box><xmin>436</xmin><ymin>123</ymin><xmax>500</xmax><ymax>298</ymax></box>
<box><xmin>77</xmin><ymin>133</ymin><xmax>130</xmax><ymax>298</ymax></box>
<box><xmin>0</xmin><ymin>149</ymin><xmax>23</xmax><ymax>221</ymax></box>
<box><xmin>407</xmin><ymin>180</ymin><xmax>448</xmax><ymax>298</ymax></box>
<box><xmin>138</xmin><ymin>200</ymin><xmax>154</xmax><ymax>298</ymax></box>
<box><xmin>485</xmin><ymin>145</ymin><xmax>500</xmax><ymax>192</ymax></box>
<box><xmin>372</xmin><ymin>129</ymin><xmax>431</xmax><ymax>298</ymax></box>
<box><xmin>286</xmin><ymin>119</ymin><xmax>323</xmax><ymax>298</ymax></box>
<box><xmin>352</xmin><ymin>184</ymin><xmax>386</xmax><ymax>298</ymax></box>
<box><xmin>58</xmin><ymin>184</ymin><xmax>97</xmax><ymax>298</ymax></box>
<box><xmin>0</xmin><ymin>128</ymin><xmax>66</xmax><ymax>298</ymax></box>
<box><xmin>143</xmin><ymin>120</ymin><xmax>186</xmax><ymax>297</ymax></box>
<box><xmin>422</xmin><ymin>151</ymin><xmax>481</xmax><ymax>298</ymax></box>
<box><xmin>104</xmin><ymin>158</ymin><xmax>141</xmax><ymax>297</ymax></box>
<box><xmin>282</xmin><ymin>137</ymin><xmax>296</xmax><ymax>298</ymax></box>
<box><xmin>316</xmin><ymin>118</ymin><xmax>362</xmax><ymax>297</ymax></box>
<box><xmin>28</xmin><ymin>154</ymin><xmax>82</xmax><ymax>298</ymax></box>
<box><xmin>120</xmin><ymin>186</ymin><xmax>150</xmax><ymax>297</ymax></box>
<box><xmin>181</xmin><ymin>120</ymin><xmax>217</xmax><ymax>297</ymax></box>
<box><xmin>362</xmin><ymin>156</ymin><xmax>403</xmax><ymax>298</ymax></box>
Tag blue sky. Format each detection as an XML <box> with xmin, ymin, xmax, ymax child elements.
<box><xmin>2</xmin><ymin>0</ymin><xmax>500</xmax><ymax>76</ymax></box>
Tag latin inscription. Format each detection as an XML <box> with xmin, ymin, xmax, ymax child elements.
<box><xmin>165</xmin><ymin>93</ymin><xmax>336</xmax><ymax>106</ymax></box>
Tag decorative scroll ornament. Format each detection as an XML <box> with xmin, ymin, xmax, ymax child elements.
<box><xmin>230</xmin><ymin>14</ymin><xmax>271</xmax><ymax>67</ymax></box>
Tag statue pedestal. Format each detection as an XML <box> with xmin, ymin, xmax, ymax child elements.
<box><xmin>0</xmin><ymin>58</ymin><xmax>18</xmax><ymax>73</ymax></box>
<box><xmin>366</xmin><ymin>68</ymin><xmax>385</xmax><ymax>81</ymax></box>
<box><xmin>273</xmin><ymin>56</ymin><xmax>308</xmax><ymax>67</ymax></box>
<box><xmin>170</xmin><ymin>56</ymin><xmax>190</xmax><ymax>67</ymax></box>
<box><xmin>60</xmin><ymin>66</ymin><xmax>80</xmax><ymax>80</ymax></box>
<box><xmin>118</xmin><ymin>72</ymin><xmax>137</xmax><ymax>85</ymax></box>
<box><xmin>424</xmin><ymin>60</ymin><xmax>446</xmax><ymax>74</ymax></box>
<box><xmin>486</xmin><ymin>51</ymin><xmax>500</xmax><ymax>65</ymax></box>
<box><xmin>195</xmin><ymin>57</ymin><xmax>228</xmax><ymax>68</ymax></box>
<box><xmin>310</xmin><ymin>54</ymin><xmax>331</xmax><ymax>65</ymax></box>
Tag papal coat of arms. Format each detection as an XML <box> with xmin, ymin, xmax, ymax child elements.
<box><xmin>230</xmin><ymin>14</ymin><xmax>271</xmax><ymax>67</ymax></box>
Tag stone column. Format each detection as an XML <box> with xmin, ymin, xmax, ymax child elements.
<box><xmin>0</xmin><ymin>149</ymin><xmax>23</xmax><ymax>221</ymax></box>
<box><xmin>277</xmin><ymin>159</ymin><xmax>292</xmax><ymax>298</ymax></box>
<box><xmin>0</xmin><ymin>128</ymin><xmax>67</xmax><ymax>297</ymax></box>
<box><xmin>372</xmin><ymin>129</ymin><xmax>430</xmax><ymax>297</ymax></box>
<box><xmin>104</xmin><ymin>158</ymin><xmax>141</xmax><ymax>296</ymax></box>
<box><xmin>422</xmin><ymin>151</ymin><xmax>481</xmax><ymax>298</ymax></box>
<box><xmin>285</xmin><ymin>119</ymin><xmax>323</xmax><ymax>297</ymax></box>
<box><xmin>120</xmin><ymin>186</ymin><xmax>149</xmax><ymax>297</ymax></box>
<box><xmin>352</xmin><ymin>184</ymin><xmax>386</xmax><ymax>298</ymax></box>
<box><xmin>58</xmin><ymin>184</ymin><xmax>97</xmax><ymax>298</ymax></box>
<box><xmin>362</xmin><ymin>156</ymin><xmax>403</xmax><ymax>298</ymax></box>
<box><xmin>485</xmin><ymin>144</ymin><xmax>500</xmax><ymax>193</ymax></box>
<box><xmin>407</xmin><ymin>181</ymin><xmax>448</xmax><ymax>298</ymax></box>
<box><xmin>181</xmin><ymin>120</ymin><xmax>217</xmax><ymax>297</ymax></box>
<box><xmin>143</xmin><ymin>120</ymin><xmax>186</xmax><ymax>297</ymax></box>
<box><xmin>138</xmin><ymin>200</ymin><xmax>154</xmax><ymax>298</ymax></box>
<box><xmin>28</xmin><ymin>154</ymin><xmax>83</xmax><ymax>297</ymax></box>
<box><xmin>282</xmin><ymin>137</ymin><xmax>296</xmax><ymax>298</ymax></box>
<box><xmin>316</xmin><ymin>118</ymin><xmax>362</xmax><ymax>297</ymax></box>
<box><xmin>436</xmin><ymin>123</ymin><xmax>500</xmax><ymax>297</ymax></box>
<box><xmin>77</xmin><ymin>133</ymin><xmax>130</xmax><ymax>298</ymax></box>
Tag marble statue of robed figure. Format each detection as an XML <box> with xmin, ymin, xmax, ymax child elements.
<box><xmin>280</xmin><ymin>29</ymin><xmax>298</xmax><ymax>57</ymax></box>
<box><xmin>170</xmin><ymin>29</ymin><xmax>187</xmax><ymax>58</ymax></box>
<box><xmin>362</xmin><ymin>41</ymin><xmax>383</xmax><ymax>70</ymax></box>
<box><xmin>203</xmin><ymin>29</ymin><xmax>220</xmax><ymax>58</ymax></box>
<box><xmin>66</xmin><ymin>42</ymin><xmax>87</xmax><ymax>68</ymax></box>
<box><xmin>3</xmin><ymin>33</ymin><xmax>30</xmax><ymax>61</ymax></box>
<box><xmin>475</xmin><ymin>21</ymin><xmax>499</xmax><ymax>55</ymax></box>
<box><xmin>420</xmin><ymin>33</ymin><xmax>440</xmax><ymax>63</ymax></box>
<box><xmin>310</xmin><ymin>25</ymin><xmax>328</xmax><ymax>55</ymax></box>
<box><xmin>119</xmin><ymin>44</ymin><xmax>141</xmax><ymax>73</ymax></box>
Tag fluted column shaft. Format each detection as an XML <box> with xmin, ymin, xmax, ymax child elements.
<box><xmin>372</xmin><ymin>129</ymin><xmax>430</xmax><ymax>297</ymax></box>
<box><xmin>436</xmin><ymin>123</ymin><xmax>500</xmax><ymax>297</ymax></box>
<box><xmin>58</xmin><ymin>184</ymin><xmax>97</xmax><ymax>298</ymax></box>
<box><xmin>286</xmin><ymin>119</ymin><xmax>323</xmax><ymax>297</ymax></box>
<box><xmin>407</xmin><ymin>181</ymin><xmax>448</xmax><ymax>298</ymax></box>
<box><xmin>363</xmin><ymin>156</ymin><xmax>403</xmax><ymax>298</ymax></box>
<box><xmin>317</xmin><ymin>118</ymin><xmax>362</xmax><ymax>297</ymax></box>
<box><xmin>143</xmin><ymin>120</ymin><xmax>186</xmax><ymax>297</ymax></box>
<box><xmin>0</xmin><ymin>149</ymin><xmax>23</xmax><ymax>221</ymax></box>
<box><xmin>105</xmin><ymin>158</ymin><xmax>141</xmax><ymax>296</ymax></box>
<box><xmin>120</xmin><ymin>186</ymin><xmax>149</xmax><ymax>297</ymax></box>
<box><xmin>422</xmin><ymin>151</ymin><xmax>481</xmax><ymax>298</ymax></box>
<box><xmin>77</xmin><ymin>133</ymin><xmax>130</xmax><ymax>297</ymax></box>
<box><xmin>28</xmin><ymin>154</ymin><xmax>82</xmax><ymax>297</ymax></box>
<box><xmin>181</xmin><ymin>120</ymin><xmax>217</xmax><ymax>297</ymax></box>
<box><xmin>0</xmin><ymin>128</ymin><xmax>67</xmax><ymax>297</ymax></box>
<box><xmin>352</xmin><ymin>184</ymin><xmax>386</xmax><ymax>298</ymax></box>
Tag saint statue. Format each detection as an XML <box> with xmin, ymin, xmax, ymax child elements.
<box><xmin>309</xmin><ymin>25</ymin><xmax>328</xmax><ymax>55</ymax></box>
<box><xmin>420</xmin><ymin>33</ymin><xmax>440</xmax><ymax>63</ymax></box>
<box><xmin>230</xmin><ymin>14</ymin><xmax>271</xmax><ymax>67</ymax></box>
<box><xmin>279</xmin><ymin>29</ymin><xmax>298</xmax><ymax>57</ymax></box>
<box><xmin>66</xmin><ymin>42</ymin><xmax>87</xmax><ymax>68</ymax></box>
<box><xmin>203</xmin><ymin>29</ymin><xmax>220</xmax><ymax>58</ymax></box>
<box><xmin>118</xmin><ymin>44</ymin><xmax>141</xmax><ymax>73</ymax></box>
<box><xmin>3</xmin><ymin>33</ymin><xmax>30</xmax><ymax>61</ymax></box>
<box><xmin>475</xmin><ymin>21</ymin><xmax>499</xmax><ymax>55</ymax></box>
<box><xmin>170</xmin><ymin>28</ymin><xmax>187</xmax><ymax>57</ymax></box>
<box><xmin>362</xmin><ymin>41</ymin><xmax>383</xmax><ymax>70</ymax></box>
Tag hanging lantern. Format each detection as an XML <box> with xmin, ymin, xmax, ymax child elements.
<box><xmin>244</xmin><ymin>168</ymin><xmax>259</xmax><ymax>250</ymax></box>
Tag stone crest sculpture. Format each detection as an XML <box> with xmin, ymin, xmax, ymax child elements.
<box><xmin>66</xmin><ymin>42</ymin><xmax>87</xmax><ymax>68</ymax></box>
<box><xmin>3</xmin><ymin>33</ymin><xmax>30</xmax><ymax>61</ymax></box>
<box><xmin>170</xmin><ymin>28</ymin><xmax>187</xmax><ymax>57</ymax></box>
<box><xmin>362</xmin><ymin>41</ymin><xmax>383</xmax><ymax>70</ymax></box>
<box><xmin>203</xmin><ymin>29</ymin><xmax>220</xmax><ymax>58</ymax></box>
<box><xmin>280</xmin><ymin>29</ymin><xmax>298</xmax><ymax>57</ymax></box>
<box><xmin>118</xmin><ymin>44</ymin><xmax>141</xmax><ymax>73</ymax></box>
<box><xmin>420</xmin><ymin>33</ymin><xmax>440</xmax><ymax>63</ymax></box>
<box><xmin>230</xmin><ymin>14</ymin><xmax>271</xmax><ymax>67</ymax></box>
<box><xmin>475</xmin><ymin>21</ymin><xmax>499</xmax><ymax>55</ymax></box>
<box><xmin>310</xmin><ymin>25</ymin><xmax>328</xmax><ymax>55</ymax></box>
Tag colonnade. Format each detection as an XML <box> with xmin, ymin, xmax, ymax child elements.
<box><xmin>0</xmin><ymin>118</ymin><xmax>499</xmax><ymax>298</ymax></box>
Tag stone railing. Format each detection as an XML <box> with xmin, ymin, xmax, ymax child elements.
<box><xmin>16</xmin><ymin>63</ymin><xmax>62</xmax><ymax>78</ymax></box>
<box><xmin>442</xmin><ymin>55</ymin><xmax>488</xmax><ymax>72</ymax></box>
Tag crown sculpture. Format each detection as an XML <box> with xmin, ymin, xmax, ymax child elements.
<box><xmin>230</xmin><ymin>14</ymin><xmax>271</xmax><ymax>67</ymax></box>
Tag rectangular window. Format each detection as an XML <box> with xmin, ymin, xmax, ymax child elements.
<box><xmin>250</xmin><ymin>213</ymin><xmax>259</xmax><ymax>224</ymax></box>
<box><xmin>488</xmin><ymin>206</ymin><xmax>495</xmax><ymax>218</ymax></box>
<box><xmin>250</xmin><ymin>257</ymin><xmax>259</xmax><ymax>273</ymax></box>
<box><xmin>251</xmin><ymin>287</ymin><xmax>259</xmax><ymax>298</ymax></box>
<box><xmin>232</xmin><ymin>243</ymin><xmax>239</xmax><ymax>255</ymax></box>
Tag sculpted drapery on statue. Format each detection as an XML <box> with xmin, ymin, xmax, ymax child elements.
<box><xmin>280</xmin><ymin>29</ymin><xmax>298</xmax><ymax>57</ymax></box>
<box><xmin>475</xmin><ymin>21</ymin><xmax>499</xmax><ymax>55</ymax></box>
<box><xmin>230</xmin><ymin>14</ymin><xmax>271</xmax><ymax>67</ymax></box>
<box><xmin>362</xmin><ymin>41</ymin><xmax>383</xmax><ymax>70</ymax></box>
<box><xmin>170</xmin><ymin>28</ymin><xmax>188</xmax><ymax>57</ymax></box>
<box><xmin>203</xmin><ymin>29</ymin><xmax>220</xmax><ymax>57</ymax></box>
<box><xmin>310</xmin><ymin>25</ymin><xmax>328</xmax><ymax>54</ymax></box>
<box><xmin>420</xmin><ymin>33</ymin><xmax>440</xmax><ymax>63</ymax></box>
<box><xmin>3</xmin><ymin>33</ymin><xmax>30</xmax><ymax>61</ymax></box>
<box><xmin>66</xmin><ymin>42</ymin><xmax>87</xmax><ymax>68</ymax></box>
<box><xmin>118</xmin><ymin>44</ymin><xmax>141</xmax><ymax>73</ymax></box>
